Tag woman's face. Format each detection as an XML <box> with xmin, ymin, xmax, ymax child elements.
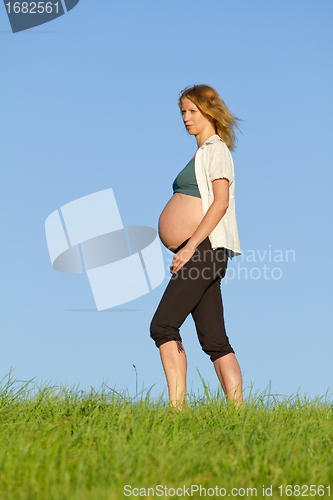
<box><xmin>180</xmin><ymin>97</ymin><xmax>212</xmax><ymax>137</ymax></box>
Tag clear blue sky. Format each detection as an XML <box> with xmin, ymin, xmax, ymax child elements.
<box><xmin>1</xmin><ymin>0</ymin><xmax>332</xmax><ymax>400</ymax></box>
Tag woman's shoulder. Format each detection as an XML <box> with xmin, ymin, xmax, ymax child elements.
<box><xmin>204</xmin><ymin>136</ymin><xmax>230</xmax><ymax>153</ymax></box>
<box><xmin>204</xmin><ymin>137</ymin><xmax>232</xmax><ymax>161</ymax></box>
<box><xmin>201</xmin><ymin>136</ymin><xmax>234</xmax><ymax>180</ymax></box>
<box><xmin>203</xmin><ymin>134</ymin><xmax>224</xmax><ymax>146</ymax></box>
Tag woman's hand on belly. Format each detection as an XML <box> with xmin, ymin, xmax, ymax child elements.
<box><xmin>170</xmin><ymin>243</ymin><xmax>196</xmax><ymax>274</ymax></box>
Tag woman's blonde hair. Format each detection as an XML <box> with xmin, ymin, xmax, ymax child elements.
<box><xmin>178</xmin><ymin>84</ymin><xmax>241</xmax><ymax>150</ymax></box>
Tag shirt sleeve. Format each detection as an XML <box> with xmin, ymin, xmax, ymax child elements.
<box><xmin>207</xmin><ymin>141</ymin><xmax>234</xmax><ymax>185</ymax></box>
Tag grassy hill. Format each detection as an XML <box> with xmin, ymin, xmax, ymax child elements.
<box><xmin>0</xmin><ymin>373</ymin><xmax>332</xmax><ymax>499</ymax></box>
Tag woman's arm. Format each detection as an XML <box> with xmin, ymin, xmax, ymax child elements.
<box><xmin>170</xmin><ymin>178</ymin><xmax>229</xmax><ymax>274</ymax></box>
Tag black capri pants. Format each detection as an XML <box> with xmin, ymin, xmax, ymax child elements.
<box><xmin>150</xmin><ymin>236</ymin><xmax>235</xmax><ymax>363</ymax></box>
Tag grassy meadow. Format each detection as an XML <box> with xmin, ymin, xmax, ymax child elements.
<box><xmin>0</xmin><ymin>372</ymin><xmax>332</xmax><ymax>500</ymax></box>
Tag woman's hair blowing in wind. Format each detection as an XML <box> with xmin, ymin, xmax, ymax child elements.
<box><xmin>178</xmin><ymin>84</ymin><xmax>241</xmax><ymax>150</ymax></box>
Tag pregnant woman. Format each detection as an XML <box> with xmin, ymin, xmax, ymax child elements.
<box><xmin>150</xmin><ymin>84</ymin><xmax>243</xmax><ymax>409</ymax></box>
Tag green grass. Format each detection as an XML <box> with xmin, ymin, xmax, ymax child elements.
<box><xmin>0</xmin><ymin>371</ymin><xmax>332</xmax><ymax>500</ymax></box>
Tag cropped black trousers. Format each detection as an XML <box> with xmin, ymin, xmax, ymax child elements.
<box><xmin>150</xmin><ymin>236</ymin><xmax>235</xmax><ymax>362</ymax></box>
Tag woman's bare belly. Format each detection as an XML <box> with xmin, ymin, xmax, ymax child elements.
<box><xmin>158</xmin><ymin>193</ymin><xmax>204</xmax><ymax>252</ymax></box>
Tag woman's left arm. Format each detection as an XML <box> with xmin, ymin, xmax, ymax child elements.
<box><xmin>170</xmin><ymin>178</ymin><xmax>229</xmax><ymax>274</ymax></box>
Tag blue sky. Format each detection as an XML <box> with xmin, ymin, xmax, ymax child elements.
<box><xmin>1</xmin><ymin>0</ymin><xmax>332</xmax><ymax>401</ymax></box>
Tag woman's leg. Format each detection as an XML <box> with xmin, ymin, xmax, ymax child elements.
<box><xmin>159</xmin><ymin>340</ymin><xmax>187</xmax><ymax>409</ymax></box>
<box><xmin>150</xmin><ymin>237</ymin><xmax>225</xmax><ymax>407</ymax></box>
<box><xmin>213</xmin><ymin>354</ymin><xmax>243</xmax><ymax>406</ymax></box>
<box><xmin>191</xmin><ymin>272</ymin><xmax>243</xmax><ymax>406</ymax></box>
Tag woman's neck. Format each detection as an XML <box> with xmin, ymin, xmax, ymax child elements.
<box><xmin>195</xmin><ymin>125</ymin><xmax>217</xmax><ymax>149</ymax></box>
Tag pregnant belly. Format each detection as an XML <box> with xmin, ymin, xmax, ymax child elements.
<box><xmin>158</xmin><ymin>193</ymin><xmax>204</xmax><ymax>252</ymax></box>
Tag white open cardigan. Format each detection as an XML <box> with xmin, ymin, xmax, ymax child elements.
<box><xmin>194</xmin><ymin>134</ymin><xmax>241</xmax><ymax>259</ymax></box>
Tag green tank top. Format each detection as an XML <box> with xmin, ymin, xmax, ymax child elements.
<box><xmin>172</xmin><ymin>157</ymin><xmax>201</xmax><ymax>198</ymax></box>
